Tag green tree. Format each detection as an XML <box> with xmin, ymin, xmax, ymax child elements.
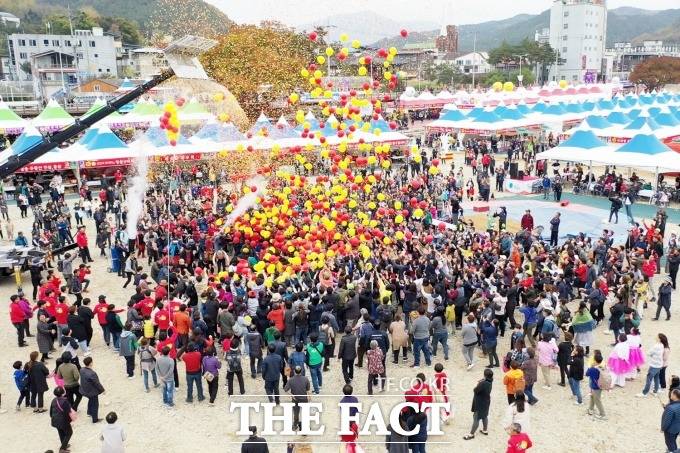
<box><xmin>483</xmin><ymin>70</ymin><xmax>506</xmax><ymax>85</ymax></box>
<box><xmin>509</xmin><ymin>68</ymin><xmax>536</xmax><ymax>86</ymax></box>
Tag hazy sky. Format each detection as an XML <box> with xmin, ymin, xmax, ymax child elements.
<box><xmin>207</xmin><ymin>0</ymin><xmax>679</xmax><ymax>26</ymax></box>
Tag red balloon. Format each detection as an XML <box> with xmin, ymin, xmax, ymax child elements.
<box><xmin>411</xmin><ymin>179</ymin><xmax>422</xmax><ymax>189</ymax></box>
<box><xmin>389</xmin><ymin>121</ymin><xmax>397</xmax><ymax>130</ymax></box>
<box><xmin>409</xmin><ymin>197</ymin><xmax>418</xmax><ymax>207</ymax></box>
<box><xmin>169</xmin><ymin>139</ymin><xmax>177</xmax><ymax>146</ymax></box>
<box><xmin>438</xmin><ymin>222</ymin><xmax>446</xmax><ymax>231</ymax></box>
<box><xmin>424</xmin><ymin>234</ymin><xmax>434</xmax><ymax>244</ymax></box>
<box><xmin>250</xmin><ymin>186</ymin><xmax>257</xmax><ymax>192</ymax></box>
<box><xmin>349</xmin><ymin>237</ymin><xmax>360</xmax><ymax>248</ymax></box>
<box><xmin>418</xmin><ymin>200</ymin><xmax>427</xmax><ymax>209</ymax></box>
<box><xmin>309</xmin><ymin>31</ymin><xmax>318</xmax><ymax>41</ymax></box>
<box><xmin>432</xmin><ymin>158</ymin><xmax>441</xmax><ymax>167</ymax></box>
<box><xmin>400</xmin><ymin>29</ymin><xmax>409</xmax><ymax>38</ymax></box>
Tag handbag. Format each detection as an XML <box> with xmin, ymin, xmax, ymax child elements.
<box><xmin>56</xmin><ymin>397</ymin><xmax>77</xmax><ymax>422</ymax></box>
<box><xmin>203</xmin><ymin>371</ymin><xmax>215</xmax><ymax>382</ymax></box>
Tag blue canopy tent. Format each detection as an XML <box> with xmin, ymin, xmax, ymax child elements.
<box><xmin>10</xmin><ymin>126</ymin><xmax>43</xmax><ymax>156</ymax></box>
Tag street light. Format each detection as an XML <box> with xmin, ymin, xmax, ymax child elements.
<box><xmin>516</xmin><ymin>53</ymin><xmax>527</xmax><ymax>86</ymax></box>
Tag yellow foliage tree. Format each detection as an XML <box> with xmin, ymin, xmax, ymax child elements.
<box><xmin>200</xmin><ymin>23</ymin><xmax>318</xmax><ymax>121</ymax></box>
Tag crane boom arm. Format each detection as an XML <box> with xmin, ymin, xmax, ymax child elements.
<box><xmin>0</xmin><ymin>69</ymin><xmax>175</xmax><ymax>178</ymax></box>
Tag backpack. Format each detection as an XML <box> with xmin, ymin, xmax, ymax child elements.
<box><xmin>226</xmin><ymin>351</ymin><xmax>242</xmax><ymax>373</ymax></box>
<box><xmin>379</xmin><ymin>305</ymin><xmax>393</xmax><ymax>324</ymax></box>
<box><xmin>57</xmin><ymin>259</ymin><xmax>64</xmax><ymax>273</ymax></box>
<box><xmin>597</xmin><ymin>367</ymin><xmax>612</xmax><ymax>390</ymax></box>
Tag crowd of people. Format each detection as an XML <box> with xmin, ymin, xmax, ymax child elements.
<box><xmin>5</xmin><ymin>139</ymin><xmax>680</xmax><ymax>453</ymax></box>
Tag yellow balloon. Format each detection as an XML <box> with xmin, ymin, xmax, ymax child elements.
<box><xmin>559</xmin><ymin>79</ymin><xmax>568</xmax><ymax>89</ymax></box>
<box><xmin>395</xmin><ymin>215</ymin><xmax>404</xmax><ymax>224</ymax></box>
<box><xmin>383</xmin><ymin>237</ymin><xmax>392</xmax><ymax>245</ymax></box>
<box><xmin>389</xmin><ymin>47</ymin><xmax>397</xmax><ymax>55</ymax></box>
<box><xmin>413</xmin><ymin>208</ymin><xmax>424</xmax><ymax>218</ymax></box>
<box><xmin>394</xmin><ymin>200</ymin><xmax>402</xmax><ymax>210</ymax></box>
<box><xmin>384</xmin><ymin>71</ymin><xmax>393</xmax><ymax>81</ymax></box>
<box><xmin>351</xmin><ymin>39</ymin><xmax>361</xmax><ymax>49</ymax></box>
<box><xmin>503</xmin><ymin>81</ymin><xmax>514</xmax><ymax>92</ymax></box>
<box><xmin>213</xmin><ymin>92</ymin><xmax>225</xmax><ymax>102</ymax></box>
<box><xmin>289</xmin><ymin>93</ymin><xmax>299</xmax><ymax>104</ymax></box>
<box><xmin>348</xmin><ymin>199</ymin><xmax>358</xmax><ymax>209</ymax></box>
<box><xmin>339</xmin><ymin>33</ymin><xmax>349</xmax><ymax>42</ymax></box>
<box><xmin>325</xmin><ymin>47</ymin><xmax>335</xmax><ymax>57</ymax></box>
<box><xmin>395</xmin><ymin>231</ymin><xmax>405</xmax><ymax>241</ymax></box>
<box><xmin>358</xmin><ymin>66</ymin><xmax>368</xmax><ymax>76</ymax></box>
<box><xmin>381</xmin><ymin>159</ymin><xmax>391</xmax><ymax>169</ymax></box>
<box><xmin>492</xmin><ymin>81</ymin><xmax>503</xmax><ymax>92</ymax></box>
<box><xmin>377</xmin><ymin>193</ymin><xmax>386</xmax><ymax>201</ymax></box>
<box><xmin>317</xmin><ymin>55</ymin><xmax>326</xmax><ymax>65</ymax></box>
<box><xmin>313</xmin><ymin>70</ymin><xmax>323</xmax><ymax>79</ymax></box>
<box><xmin>301</xmin><ymin>68</ymin><xmax>310</xmax><ymax>78</ymax></box>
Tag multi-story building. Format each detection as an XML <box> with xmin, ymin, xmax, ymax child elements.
<box><xmin>117</xmin><ymin>47</ymin><xmax>169</xmax><ymax>78</ymax></box>
<box><xmin>8</xmin><ymin>27</ymin><xmax>120</xmax><ymax>98</ymax></box>
<box><xmin>603</xmin><ymin>41</ymin><xmax>680</xmax><ymax>81</ymax></box>
<box><xmin>450</xmin><ymin>52</ymin><xmax>492</xmax><ymax>75</ymax></box>
<box><xmin>436</xmin><ymin>25</ymin><xmax>459</xmax><ymax>56</ymax></box>
<box><xmin>548</xmin><ymin>0</ymin><xmax>607</xmax><ymax>83</ymax></box>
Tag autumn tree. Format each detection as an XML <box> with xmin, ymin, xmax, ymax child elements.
<box><xmin>630</xmin><ymin>57</ymin><xmax>680</xmax><ymax>91</ymax></box>
<box><xmin>200</xmin><ymin>24</ymin><xmax>317</xmax><ymax>121</ymax></box>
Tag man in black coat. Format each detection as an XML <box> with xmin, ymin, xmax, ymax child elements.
<box><xmin>79</xmin><ymin>356</ymin><xmax>104</xmax><ymax>423</ymax></box>
<box><xmin>261</xmin><ymin>344</ymin><xmax>283</xmax><ymax>405</ymax></box>
<box><xmin>465</xmin><ymin>368</ymin><xmax>493</xmax><ymax>439</ymax></box>
<box><xmin>337</xmin><ymin>325</ymin><xmax>357</xmax><ymax>384</ymax></box>
<box><xmin>241</xmin><ymin>426</ymin><xmax>269</xmax><ymax>453</ymax></box>
<box><xmin>77</xmin><ymin>298</ymin><xmax>94</xmax><ymax>347</ymax></box>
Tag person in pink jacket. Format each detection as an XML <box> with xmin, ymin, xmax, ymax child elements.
<box><xmin>536</xmin><ymin>333</ymin><xmax>558</xmax><ymax>389</ymax></box>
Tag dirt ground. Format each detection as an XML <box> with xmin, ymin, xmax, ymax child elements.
<box><xmin>0</xmin><ymin>161</ymin><xmax>678</xmax><ymax>453</ymax></box>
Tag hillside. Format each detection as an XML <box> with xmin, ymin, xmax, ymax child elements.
<box><xmin>297</xmin><ymin>10</ymin><xmax>436</xmax><ymax>45</ymax></box>
<box><xmin>0</xmin><ymin>0</ymin><xmax>232</xmax><ymax>43</ymax></box>
<box><xmin>372</xmin><ymin>7</ymin><xmax>680</xmax><ymax>52</ymax></box>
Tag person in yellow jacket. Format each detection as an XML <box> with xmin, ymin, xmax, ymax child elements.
<box><xmin>142</xmin><ymin>316</ymin><xmax>155</xmax><ymax>342</ymax></box>
<box><xmin>445</xmin><ymin>303</ymin><xmax>456</xmax><ymax>334</ymax></box>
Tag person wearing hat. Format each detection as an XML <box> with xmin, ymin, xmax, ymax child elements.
<box><xmin>284</xmin><ymin>365</ymin><xmax>310</xmax><ymax>431</ymax></box>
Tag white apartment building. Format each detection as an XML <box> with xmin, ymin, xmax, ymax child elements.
<box><xmin>603</xmin><ymin>40</ymin><xmax>680</xmax><ymax>81</ymax></box>
<box><xmin>451</xmin><ymin>52</ymin><xmax>492</xmax><ymax>75</ymax></box>
<box><xmin>118</xmin><ymin>47</ymin><xmax>169</xmax><ymax>78</ymax></box>
<box><xmin>548</xmin><ymin>0</ymin><xmax>607</xmax><ymax>83</ymax></box>
<box><xmin>8</xmin><ymin>27</ymin><xmax>119</xmax><ymax>91</ymax></box>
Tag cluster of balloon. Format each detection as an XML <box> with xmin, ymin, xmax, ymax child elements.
<box><xmin>159</xmin><ymin>98</ymin><xmax>184</xmax><ymax>146</ymax></box>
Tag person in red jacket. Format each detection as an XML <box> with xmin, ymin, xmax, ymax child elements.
<box><xmin>155</xmin><ymin>280</ymin><xmax>168</xmax><ymax>303</ymax></box>
<box><xmin>135</xmin><ymin>290</ymin><xmax>156</xmax><ymax>318</ymax></box>
<box><xmin>54</xmin><ymin>296</ymin><xmax>70</xmax><ymax>341</ymax></box>
<box><xmin>75</xmin><ymin>226</ymin><xmax>93</xmax><ymax>264</ymax></box>
<box><xmin>10</xmin><ymin>294</ymin><xmax>28</xmax><ymax>347</ymax></box>
<box><xmin>520</xmin><ymin>210</ymin><xmax>534</xmax><ymax>232</ymax></box>
<box><xmin>154</xmin><ymin>303</ymin><xmax>171</xmax><ymax>334</ymax></box>
<box><xmin>506</xmin><ymin>423</ymin><xmax>533</xmax><ymax>453</ymax></box>
<box><xmin>93</xmin><ymin>295</ymin><xmax>123</xmax><ymax>347</ymax></box>
<box><xmin>76</xmin><ymin>264</ymin><xmax>91</xmax><ymax>291</ymax></box>
<box><xmin>266</xmin><ymin>302</ymin><xmax>285</xmax><ymax>333</ymax></box>
<box><xmin>404</xmin><ymin>373</ymin><xmax>434</xmax><ymax>412</ymax></box>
